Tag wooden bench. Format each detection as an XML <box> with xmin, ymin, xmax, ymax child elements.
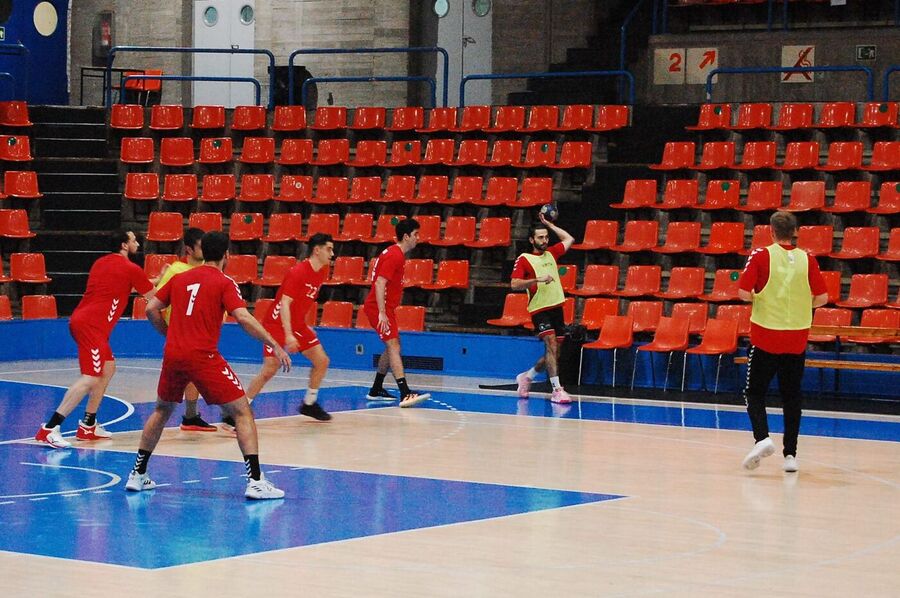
<box><xmin>733</xmin><ymin>356</ymin><xmax>899</xmax><ymax>373</ymax></box>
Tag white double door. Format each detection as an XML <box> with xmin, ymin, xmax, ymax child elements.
<box><xmin>192</xmin><ymin>0</ymin><xmax>256</xmax><ymax>107</ymax></box>
<box><xmin>437</xmin><ymin>1</ymin><xmax>493</xmax><ymax>106</ymax></box>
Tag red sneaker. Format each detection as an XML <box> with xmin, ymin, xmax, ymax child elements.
<box><xmin>35</xmin><ymin>425</ymin><xmax>71</xmax><ymax>449</ymax></box>
<box><xmin>76</xmin><ymin>422</ymin><xmax>112</xmax><ymax>441</ymax></box>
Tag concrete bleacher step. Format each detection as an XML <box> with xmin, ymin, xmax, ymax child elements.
<box><xmin>32</xmin><ymin>122</ymin><xmax>107</xmax><ymax>139</ymax></box>
<box><xmin>38</xmin><ymin>172</ymin><xmax>118</xmax><ymax>193</ymax></box>
<box><xmin>33</xmin><ymin>137</ymin><xmax>107</xmax><ymax>158</ymax></box>
<box><xmin>45</xmin><ymin>270</ymin><xmax>90</xmax><ymax>295</ymax></box>
<box><xmin>40</xmin><ymin>191</ymin><xmax>120</xmax><ymax>212</ymax></box>
<box><xmin>33</xmin><ymin>157</ymin><xmax>117</xmax><ymax>174</ymax></box>
<box><xmin>29</xmin><ymin>105</ymin><xmax>106</xmax><ymax>124</ymax></box>
<box><xmin>42</xmin><ymin>208</ymin><xmax>120</xmax><ymax>231</ymax></box>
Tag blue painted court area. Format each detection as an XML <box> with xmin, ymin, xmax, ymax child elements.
<box><xmin>0</xmin><ymin>443</ymin><xmax>619</xmax><ymax>568</ymax></box>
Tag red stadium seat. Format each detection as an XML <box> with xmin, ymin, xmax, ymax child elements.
<box><xmin>21</xmin><ymin>295</ymin><xmax>57</xmax><ymax>319</ymax></box>
<box><xmin>402</xmin><ymin>259</ymin><xmax>434</xmax><ymax>288</ymax></box>
<box><xmin>368</xmin><ymin>214</ymin><xmax>404</xmax><ymax>244</ymax></box>
<box><xmin>231</xmin><ymin>105</ymin><xmax>267</xmax><ymax>131</ymax></box>
<box><xmin>656</xmin><ymin>267</ymin><xmax>705</xmax><ymax>300</ymax></box>
<box><xmin>149</xmin><ymin>105</ymin><xmax>183</xmax><ymax>131</ymax></box>
<box><xmin>0</xmin><ymin>294</ymin><xmax>10</xmax><ymax>319</ymax></box>
<box><xmin>659</xmin><ymin>179</ymin><xmax>699</xmax><ymax>209</ymax></box>
<box><xmin>484</xmin><ymin>105</ymin><xmax>525</xmax><ymax>133</ymax></box>
<box><xmin>159</xmin><ymin>137</ymin><xmax>195</xmax><ymax>167</ymax></box>
<box><xmin>785</xmin><ymin>181</ymin><xmax>825</xmax><ymax>212</ymax></box>
<box><xmin>347</xmin><ymin>176</ymin><xmax>382</xmax><ymax>204</ymax></box>
<box><xmin>311</xmin><ymin>138</ymin><xmax>350</xmax><ymax>166</ymax></box>
<box><xmin>381</xmin><ymin>175</ymin><xmax>416</xmax><ymax>203</ymax></box>
<box><xmin>553</xmin><ymin>104</ymin><xmax>594</xmax><ymax>132</ymax></box>
<box><xmin>778</xmin><ymin>141</ymin><xmax>820</xmax><ymax>170</ymax></box>
<box><xmin>446</xmin><ymin>176</ymin><xmax>483</xmax><ymax>205</ymax></box>
<box><xmin>120</xmin><ymin>137</ymin><xmax>154</xmax><ymax>164</ymax></box>
<box><xmin>345</xmin><ymin>140</ymin><xmax>386</xmax><ymax>168</ymax></box>
<box><xmin>702</xmin><ymin>179</ymin><xmax>740</xmax><ymax>210</ymax></box>
<box><xmin>387</xmin><ymin>106</ymin><xmax>424</xmax><ymax>132</ymax></box>
<box><xmin>671</xmin><ymin>302</ymin><xmax>708</xmax><ymax>334</ymax></box>
<box><xmin>614</xmin><ymin>265</ymin><xmax>661</xmax><ymax>297</ymax></box>
<box><xmin>272</xmin><ymin>105</ymin><xmax>306</xmax><ymax>132</ymax></box>
<box><xmin>146</xmin><ymin>212</ymin><xmax>183</xmax><ymax>242</ymax></box>
<box><xmin>863</xmin><ymin>141</ymin><xmax>900</xmax><ymax>172</ymax></box>
<box><xmin>556</xmin><ymin>141</ymin><xmax>593</xmax><ymax>169</ymax></box>
<box><xmin>857</xmin><ymin>101</ymin><xmax>899</xmax><ymax>128</ymax></box>
<box><xmin>836</xmin><ymin>274</ymin><xmax>889</xmax><ymax>308</ymax></box>
<box><xmin>191</xmin><ymin>105</ymin><xmax>225</xmax><ymax>130</ymax></box>
<box><xmin>877</xmin><ymin>228</ymin><xmax>900</xmax><ymax>262</ymax></box>
<box><xmin>817</xmin><ymin>141</ymin><xmax>863</xmax><ymax>171</ymax></box>
<box><xmin>200</xmin><ymin>174</ymin><xmax>236</xmax><ymax>203</ymax></box>
<box><xmin>819</xmin><ymin>270</ymin><xmax>842</xmax><ymax>305</ymax></box>
<box><xmin>0</xmin><ymin>100</ymin><xmax>31</xmax><ymax>126</ymax></box>
<box><xmin>251</xmin><ymin>298</ymin><xmax>275</xmax><ymax>323</ymax></box>
<box><xmin>693</xmin><ymin>141</ymin><xmax>736</xmax><ymax>170</ymax></box>
<box><xmin>395</xmin><ymin>305</ymin><xmax>426</xmax><ymax>332</ymax></box>
<box><xmin>610</xmin><ymin>179</ymin><xmax>657</xmax><ymax>209</ymax></box>
<box><xmin>109</xmin><ymin>104</ymin><xmax>143</xmax><ymax>130</ymax></box>
<box><xmin>845</xmin><ymin>310</ymin><xmax>900</xmax><ymax>344</ymax></box>
<box><xmin>223</xmin><ymin>254</ymin><xmax>258</xmax><ymax>284</ymax></box>
<box><xmin>411</xmin><ymin>175</ymin><xmax>448</xmax><ymax>205</ymax></box>
<box><xmin>465</xmin><ymin>217</ymin><xmax>511</xmax><ymax>248</ymax></box>
<box><xmin>768</xmin><ymin>103</ymin><xmax>813</xmax><ymax>131</ymax></box>
<box><xmin>521</xmin><ymin>141</ymin><xmax>557</xmax><ymax>168</ymax></box>
<box><xmin>311</xmin><ymin>106</ymin><xmax>347</xmax><ymax>130</ymax></box>
<box><xmin>796</xmin><ymin>225</ymin><xmax>834</xmax><ymax>256</ymax></box>
<box><xmin>738</xmin><ymin>181</ymin><xmax>783</xmax><ymax>212</ymax></box>
<box><xmin>161</xmin><ymin>174</ymin><xmax>198</xmax><ymax>202</ymax></box>
<box><xmin>653</xmin><ymin>221</ymin><xmax>701</xmax><ymax>254</ymax></box>
<box><xmin>588</xmin><ymin>104</ymin><xmax>629</xmax><ymax>132</ymax></box>
<box><xmin>578</xmin><ymin>314</ymin><xmax>633</xmax><ymax>386</ymax></box>
<box><xmin>237</xmin><ymin>174</ymin><xmax>275</xmax><ymax>203</ymax></box>
<box><xmin>355</xmin><ymin>306</ymin><xmax>373</xmax><ymax>329</ymax></box>
<box><xmin>809</xmin><ymin>308</ymin><xmax>853</xmax><ymax>342</ymax></box>
<box><xmin>131</xmin><ymin>296</ymin><xmax>148</xmax><ymax>320</ymax></box>
<box><xmin>419</xmin><ymin>138</ymin><xmax>456</xmax><ymax>166</ymax></box>
<box><xmin>485</xmin><ymin>140</ymin><xmax>523</xmax><ymax>167</ymax></box>
<box><xmin>732</xmin><ymin>141</ymin><xmax>777</xmax><ymax>171</ymax></box>
<box><xmin>416</xmin><ymin>107</ymin><xmax>457</xmax><ymax>133</ymax></box>
<box><xmin>649</xmin><ymin>141</ymin><xmax>695</xmax><ymax>170</ymax></box>
<box><xmin>628</xmin><ymin>300</ymin><xmax>664</xmax><ymax>333</ymax></box>
<box><xmin>413</xmin><ymin>214</ymin><xmax>441</xmax><ymax>245</ymax></box>
<box><xmin>687</xmin><ymin>103</ymin><xmax>731</xmax><ymax>131</ymax></box>
<box><xmin>685</xmin><ymin>318</ymin><xmax>739</xmax><ymax>392</ymax></box>
<box><xmin>816</xmin><ymin>102</ymin><xmax>856</xmax><ymax>128</ymax></box>
<box><xmin>123</xmin><ymin>172</ymin><xmax>158</xmax><ymax>201</ymax></box>
<box><xmin>579</xmin><ymin>297</ymin><xmax>620</xmax><ymax>330</ymax></box>
<box><xmin>0</xmin><ymin>209</ymin><xmax>35</xmax><ymax>238</ymax></box>
<box><xmin>743</xmin><ymin>225</ymin><xmax>774</xmax><ymax>256</ymax></box>
<box><xmin>519</xmin><ymin>105</ymin><xmax>559</xmax><ymax>132</ymax></box>
<box><xmin>229</xmin><ymin>212</ymin><xmax>264</xmax><ymax>241</ymax></box>
<box><xmin>262</xmin><ymin>213</ymin><xmax>303</xmax><ymax>242</ymax></box>
<box><xmin>571</xmin><ymin>220</ymin><xmax>618</xmax><ymax>251</ymax></box>
<box><xmin>325</xmin><ymin>257</ymin><xmax>365</xmax><ymax>286</ymax></box>
<box><xmin>421</xmin><ymin>260</ymin><xmax>470</xmax><ymax>290</ymax></box>
<box><xmin>386</xmin><ymin>140</ymin><xmax>422</xmax><ymax>167</ymax></box>
<box><xmin>198</xmin><ymin>137</ymin><xmax>233</xmax><ymax>164</ymax></box>
<box><xmin>188</xmin><ymin>211</ymin><xmax>222</xmax><ymax>232</ymax></box>
<box><xmin>276</xmin><ymin>138</ymin><xmax>313</xmax><ymax>166</ymax></box>
<box><xmin>311</xmin><ymin>177</ymin><xmax>349</xmax><ymax>204</ymax></box>
<box><xmin>349</xmin><ymin>106</ymin><xmax>386</xmax><ymax>130</ymax></box>
<box><xmin>699</xmin><ymin>222</ymin><xmax>746</xmax><ymax>255</ymax></box>
<box><xmin>0</xmin><ymin>135</ymin><xmax>32</xmax><ymax>161</ymax></box>
<box><xmin>486</xmin><ymin>293</ymin><xmax>530</xmax><ymax>327</ymax></box>
<box><xmin>454</xmin><ymin>139</ymin><xmax>489</xmax><ymax>166</ymax></box>
<box><xmin>699</xmin><ymin>269</ymin><xmax>741</xmax><ymax>302</ymax></box>
<box><xmin>558</xmin><ymin>265</ymin><xmax>578</xmax><ymax>294</ymax></box>
<box><xmin>334</xmin><ymin>213</ymin><xmax>373</xmax><ymax>242</ymax></box>
<box><xmin>731</xmin><ymin>102</ymin><xmax>772</xmax><ymax>130</ymax></box>
<box><xmin>450</xmin><ymin>105</ymin><xmax>491</xmax><ymax>132</ymax></box>
<box><xmin>825</xmin><ymin>181</ymin><xmax>872</xmax><ymax>213</ymax></box>
<box><xmin>10</xmin><ymin>252</ymin><xmax>51</xmax><ymax>283</ymax></box>
<box><xmin>611</xmin><ymin>221</ymin><xmax>659</xmax><ymax>252</ymax></box>
<box><xmin>870</xmin><ymin>182</ymin><xmax>900</xmax><ymax>215</ymax></box>
<box><xmin>319</xmin><ymin>301</ymin><xmax>354</xmax><ymax>328</ymax></box>
<box><xmin>143</xmin><ymin>254</ymin><xmax>177</xmax><ymax>280</ymax></box>
<box><xmin>715</xmin><ymin>304</ymin><xmax>751</xmax><ymax>338</ymax></box>
<box><xmin>432</xmin><ymin>216</ymin><xmax>476</xmax><ymax>247</ymax></box>
<box><xmin>239</xmin><ymin>137</ymin><xmax>275</xmax><ymax>164</ymax></box>
<box><xmin>254</xmin><ymin>256</ymin><xmax>297</xmax><ymax>287</ymax></box>
<box><xmin>830</xmin><ymin>227</ymin><xmax>880</xmax><ymax>260</ymax></box>
<box><xmin>517</xmin><ymin>177</ymin><xmax>552</xmax><ymax>208</ymax></box>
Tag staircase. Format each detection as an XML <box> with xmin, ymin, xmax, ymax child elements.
<box><xmin>29</xmin><ymin>106</ymin><xmax>120</xmax><ymax>315</ymax></box>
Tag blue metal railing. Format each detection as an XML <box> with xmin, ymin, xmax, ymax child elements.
<box><xmin>302</xmin><ymin>75</ymin><xmax>437</xmax><ymax>109</ymax></box>
<box><xmin>883</xmin><ymin>66</ymin><xmax>900</xmax><ymax>101</ymax></box>
<box><xmin>459</xmin><ymin>70</ymin><xmax>635</xmax><ymax>107</ymax></box>
<box><xmin>288</xmin><ymin>46</ymin><xmax>450</xmax><ymax>107</ymax></box>
<box><xmin>620</xmin><ymin>0</ymin><xmax>650</xmax><ymax>101</ymax></box>
<box><xmin>0</xmin><ymin>43</ymin><xmax>29</xmax><ymax>98</ymax></box>
<box><xmin>705</xmin><ymin>66</ymin><xmax>875</xmax><ymax>102</ymax></box>
<box><xmin>106</xmin><ymin>46</ymin><xmax>276</xmax><ymax>109</ymax></box>
<box><xmin>121</xmin><ymin>74</ymin><xmax>262</xmax><ymax>106</ymax></box>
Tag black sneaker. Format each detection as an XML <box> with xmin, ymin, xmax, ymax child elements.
<box><xmin>180</xmin><ymin>415</ymin><xmax>217</xmax><ymax>432</ymax></box>
<box><xmin>220</xmin><ymin>415</ymin><xmax>236</xmax><ymax>432</ymax></box>
<box><xmin>365</xmin><ymin>388</ymin><xmax>397</xmax><ymax>401</ymax></box>
<box><xmin>299</xmin><ymin>402</ymin><xmax>332</xmax><ymax>421</ymax></box>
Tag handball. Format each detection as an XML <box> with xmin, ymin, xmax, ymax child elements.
<box><xmin>540</xmin><ymin>203</ymin><xmax>559</xmax><ymax>222</ymax></box>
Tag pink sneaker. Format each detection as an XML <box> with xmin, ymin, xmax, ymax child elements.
<box><xmin>550</xmin><ymin>387</ymin><xmax>572</xmax><ymax>404</ymax></box>
<box><xmin>515</xmin><ymin>373</ymin><xmax>532</xmax><ymax>398</ymax></box>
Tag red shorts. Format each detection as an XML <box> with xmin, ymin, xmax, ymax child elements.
<box><xmin>69</xmin><ymin>321</ymin><xmax>113</xmax><ymax>377</ymax></box>
<box><xmin>158</xmin><ymin>351</ymin><xmax>245</xmax><ymax>405</ymax></box>
<box><xmin>363</xmin><ymin>304</ymin><xmax>398</xmax><ymax>342</ymax></box>
<box><xmin>263</xmin><ymin>323</ymin><xmax>320</xmax><ymax>357</ymax></box>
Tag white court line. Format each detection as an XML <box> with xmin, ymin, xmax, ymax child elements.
<box><xmin>0</xmin><ymin>462</ymin><xmax>122</xmax><ymax>499</ymax></box>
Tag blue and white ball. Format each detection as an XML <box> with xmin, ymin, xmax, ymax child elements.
<box><xmin>539</xmin><ymin>203</ymin><xmax>559</xmax><ymax>222</ymax></box>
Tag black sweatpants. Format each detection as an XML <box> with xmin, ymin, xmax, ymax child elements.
<box><xmin>743</xmin><ymin>345</ymin><xmax>805</xmax><ymax>457</ymax></box>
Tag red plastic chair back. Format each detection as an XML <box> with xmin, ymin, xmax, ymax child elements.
<box><xmin>580</xmin><ymin>297</ymin><xmax>620</xmax><ymax>330</ymax></box>
<box><xmin>4</xmin><ymin>171</ymin><xmax>42</xmax><ymax>198</ymax></box>
<box><xmin>370</xmin><ymin>214</ymin><xmax>404</xmax><ymax>243</ymax></box>
<box><xmin>312</xmin><ymin>106</ymin><xmax>347</xmax><ymax>130</ymax></box>
<box><xmin>231</xmin><ymin>105</ymin><xmax>267</xmax><ymax>131</ymax></box>
<box><xmin>0</xmin><ymin>209</ymin><xmax>35</xmax><ymax>238</ymax></box>
<box><xmin>702</xmin><ymin>179</ymin><xmax>740</xmax><ymax>209</ymax></box>
<box><xmin>671</xmin><ymin>303</ymin><xmax>708</xmax><ymax>334</ymax></box>
<box><xmin>769</xmin><ymin>103</ymin><xmax>813</xmax><ymax>130</ymax></box>
<box><xmin>146</xmin><ymin>212</ymin><xmax>184</xmax><ymax>242</ymax></box>
<box><xmin>149</xmin><ymin>105</ymin><xmax>183</xmax><ymax>130</ymax></box>
<box><xmin>433</xmin><ymin>216</ymin><xmax>476</xmax><ymax>246</ymax></box>
<box><xmin>402</xmin><ymin>259</ymin><xmax>434</xmax><ymax>288</ymax></box>
<box><xmin>555</xmin><ymin>104</ymin><xmax>594</xmax><ymax>131</ymax></box>
<box><xmin>486</xmin><ymin>293</ymin><xmax>530</xmax><ymax>327</ymax></box>
<box><xmin>263</xmin><ymin>213</ymin><xmax>303</xmax><ymax>242</ymax></box>
<box><xmin>590</xmin><ymin>105</ymin><xmax>629</xmax><ymax>131</ymax></box>
<box><xmin>414</xmin><ymin>176</ymin><xmax>449</xmax><ymax>204</ymax></box>
<box><xmin>687</xmin><ymin>103</ymin><xmax>731</xmax><ymax>130</ymax></box>
<box><xmin>387</xmin><ymin>140</ymin><xmax>422</xmax><ymax>166</ymax></box>
<box><xmin>158</xmin><ymin>137</ymin><xmax>195</xmax><ymax>166</ymax></box>
<box><xmin>612</xmin><ymin>220</ymin><xmax>659</xmax><ymax>252</ymax></box>
<box><xmin>715</xmin><ymin>304</ymin><xmax>752</xmax><ymax>337</ymax></box>
<box><xmin>350</xmin><ymin>106</ymin><xmax>386</xmax><ymax>130</ymax></box>
<box><xmin>188</xmin><ymin>211</ymin><xmax>223</xmax><ymax>232</ymax></box>
<box><xmin>831</xmin><ymin>227</ymin><xmax>880</xmax><ymax>259</ymax></box>
<box><xmin>518</xmin><ymin>177</ymin><xmax>553</xmax><ymax>208</ymax></box>
<box><xmin>123</xmin><ymin>172</ymin><xmax>159</xmax><ymax>201</ymax></box>
<box><xmin>865</xmin><ymin>141</ymin><xmax>900</xmax><ymax>171</ymax></box>
<box><xmin>816</xmin><ymin>102</ymin><xmax>856</xmax><ymax>127</ymax></box>
<box><xmin>735</xmin><ymin>141</ymin><xmax>776</xmax><ymax>170</ymax></box>
<box><xmin>418</xmin><ymin>107</ymin><xmax>457</xmax><ymax>132</ymax></box>
<box><xmin>239</xmin><ymin>137</ymin><xmax>276</xmax><ymax>164</ymax></box>
<box><xmin>143</xmin><ymin>254</ymin><xmax>177</xmax><ymax>280</ymax></box>
<box><xmin>319</xmin><ymin>301</ymin><xmax>354</xmax><ymax>328</ymax></box>
<box><xmin>311</xmin><ymin>177</ymin><xmax>349</xmax><ymax>204</ymax></box>
<box><xmin>453</xmin><ymin>105</ymin><xmax>491</xmax><ymax>132</ymax></box>
<box><xmin>387</xmin><ymin>106</ymin><xmax>424</xmax><ymax>131</ymax></box>
<box><xmin>237</xmin><ymin>174</ymin><xmax>275</xmax><ymax>202</ymax></box>
<box><xmin>485</xmin><ymin>139</ymin><xmax>523</xmax><ymax>167</ymax></box>
<box><xmin>797</xmin><ymin>225</ymin><xmax>834</xmax><ymax>256</ymax></box>
<box><xmin>521</xmin><ymin>105</ymin><xmax>559</xmax><ymax>131</ymax></box>
<box><xmin>570</xmin><ymin>264</ymin><xmax>619</xmax><ymax>297</ymax></box>
<box><xmin>747</xmin><ymin>225</ymin><xmax>774</xmax><ymax>253</ymax></box>
<box><xmin>304</xmin><ymin>213</ymin><xmax>340</xmax><ymax>240</ymax></box>
<box><xmin>420</xmin><ymin>138</ymin><xmax>456</xmax><ymax>166</ymax></box>
<box><xmin>255</xmin><ymin>256</ymin><xmax>298</xmax><ymax>286</ymax></box>
<box><xmin>223</xmin><ymin>254</ymin><xmax>258</xmax><ymax>284</ymax></box>
<box><xmin>660</xmin><ymin>179</ymin><xmax>698</xmax><ymax>209</ymax></box>
<box><xmin>455</xmin><ymin>139</ymin><xmax>489</xmax><ymax>166</ymax></box>
<box><xmin>120</xmin><ymin>137</ymin><xmax>154</xmax><ymax>164</ymax></box>
<box><xmin>557</xmin><ymin>141</ymin><xmax>592</xmax><ymax>168</ymax></box>
<box><xmin>272</xmin><ymin>105</ymin><xmax>306</xmax><ymax>131</ymax></box>
<box><xmin>650</xmin><ymin>141</ymin><xmax>695</xmax><ymax>170</ymax></box>
<box><xmin>109</xmin><ymin>104</ymin><xmax>143</xmax><ymax>129</ymax></box>
<box><xmin>422</xmin><ymin>260</ymin><xmax>469</xmax><ymax>290</ymax></box>
<box><xmin>571</xmin><ymin>220</ymin><xmax>618</xmax><ymax>251</ymax></box>
<box><xmin>198</xmin><ymin>137</ymin><xmax>233</xmax><ymax>164</ymax></box>
<box><xmin>701</xmin><ymin>269</ymin><xmax>742</xmax><ymax>302</ymax></box>
<box><xmin>657</xmin><ymin>266</ymin><xmax>705</xmax><ymax>299</ymax></box>
<box><xmin>382</xmin><ymin>175</ymin><xmax>416</xmax><ymax>203</ymax></box>
<box><xmin>191</xmin><ymin>105</ymin><xmax>225</xmax><ymax>129</ymax></box>
<box><xmin>348</xmin><ymin>176</ymin><xmax>382</xmax><ymax>203</ymax></box>
<box><xmin>694</xmin><ymin>141</ymin><xmax>735</xmax><ymax>169</ymax></box>
<box><xmin>687</xmin><ymin>318</ymin><xmax>739</xmax><ymax>354</ymax></box>
<box><xmin>809</xmin><ymin>307</ymin><xmax>853</xmax><ymax>342</ymax></box>
<box><xmin>733</xmin><ymin>102</ymin><xmax>772</xmax><ymax>129</ymax></box>
<box><xmin>827</xmin><ymin>181</ymin><xmax>872</xmax><ymax>213</ymax></box>
<box><xmin>10</xmin><ymin>253</ymin><xmax>51</xmax><ymax>283</ymax></box>
<box><xmin>616</xmin><ymin>265</ymin><xmax>662</xmax><ymax>297</ymax></box>
<box><xmin>311</xmin><ymin>138</ymin><xmax>350</xmax><ymax>166</ymax></box>
<box><xmin>336</xmin><ymin>213</ymin><xmax>374</xmax><ymax>242</ymax></box>
<box><xmin>612</xmin><ymin>179</ymin><xmax>657</xmax><ymax>209</ymax></box>
<box><xmin>276</xmin><ymin>138</ymin><xmax>313</xmax><ymax>166</ymax></box>
<box><xmin>741</xmin><ymin>181</ymin><xmax>783</xmax><ymax>211</ymax></box>
<box><xmin>21</xmin><ymin>295</ymin><xmax>57</xmax><ymax>319</ymax></box>
<box><xmin>396</xmin><ymin>305</ymin><xmax>426</xmax><ymax>331</ymax></box>
<box><xmin>479</xmin><ymin>176</ymin><xmax>516</xmax><ymax>207</ymax></box>
<box><xmin>818</xmin><ymin>141</ymin><xmax>863</xmax><ymax>171</ymax></box>
<box><xmin>327</xmin><ymin>257</ymin><xmax>365</xmax><ymax>285</ymax></box>
<box><xmin>700</xmin><ymin>222</ymin><xmax>746</xmax><ymax>255</ymax></box>
<box><xmin>161</xmin><ymin>174</ymin><xmax>198</xmax><ymax>202</ymax></box>
<box><xmin>448</xmin><ymin>176</ymin><xmax>483</xmax><ymax>205</ymax></box>
<box><xmin>229</xmin><ymin>212</ymin><xmax>264</xmax><ymax>241</ymax></box>
<box><xmin>485</xmin><ymin>105</ymin><xmax>525</xmax><ymax>132</ymax></box>
<box><xmin>347</xmin><ymin>140</ymin><xmax>387</xmax><ymax>167</ymax></box>
<box><xmin>780</xmin><ymin>141</ymin><xmax>820</xmax><ymax>170</ymax></box>
<box><xmin>466</xmin><ymin>217</ymin><xmax>511</xmax><ymax>248</ymax></box>
<box><xmin>837</xmin><ymin>274</ymin><xmax>889</xmax><ymax>308</ymax></box>
<box><xmin>628</xmin><ymin>301</ymin><xmax>664</xmax><ymax>332</ymax></box>
<box><xmin>522</xmin><ymin>141</ymin><xmax>558</xmax><ymax>167</ymax></box>
<box><xmin>201</xmin><ymin>174</ymin><xmax>236</xmax><ymax>202</ymax></box>
<box><xmin>858</xmin><ymin>101</ymin><xmax>899</xmax><ymax>128</ymax></box>
<box><xmin>786</xmin><ymin>180</ymin><xmax>825</xmax><ymax>212</ymax></box>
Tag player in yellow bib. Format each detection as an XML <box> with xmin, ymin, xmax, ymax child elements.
<box><xmin>153</xmin><ymin>227</ymin><xmax>217</xmax><ymax>431</ymax></box>
<box><xmin>510</xmin><ymin>213</ymin><xmax>576</xmax><ymax>404</ymax></box>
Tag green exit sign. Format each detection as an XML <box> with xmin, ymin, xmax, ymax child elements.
<box><xmin>0</xmin><ymin>27</ymin><xmax>5</xmax><ymax>42</ymax></box>
<box><xmin>856</xmin><ymin>45</ymin><xmax>876</xmax><ymax>61</ymax></box>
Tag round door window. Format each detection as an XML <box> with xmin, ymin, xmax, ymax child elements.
<box><xmin>203</xmin><ymin>6</ymin><xmax>218</xmax><ymax>27</ymax></box>
<box><xmin>433</xmin><ymin>0</ymin><xmax>449</xmax><ymax>18</ymax></box>
<box><xmin>240</xmin><ymin>5</ymin><xmax>255</xmax><ymax>25</ymax></box>
<box><xmin>34</xmin><ymin>2</ymin><xmax>59</xmax><ymax>37</ymax></box>
<box><xmin>472</xmin><ymin>0</ymin><xmax>491</xmax><ymax>17</ymax></box>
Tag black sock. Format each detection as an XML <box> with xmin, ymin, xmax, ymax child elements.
<box><xmin>397</xmin><ymin>377</ymin><xmax>411</xmax><ymax>397</ymax></box>
<box><xmin>46</xmin><ymin>412</ymin><xmax>65</xmax><ymax>429</ymax></box>
<box><xmin>244</xmin><ymin>454</ymin><xmax>261</xmax><ymax>481</ymax></box>
<box><xmin>369</xmin><ymin>372</ymin><xmax>387</xmax><ymax>394</ymax></box>
<box><xmin>133</xmin><ymin>449</ymin><xmax>152</xmax><ymax>474</ymax></box>
<box><xmin>82</xmin><ymin>412</ymin><xmax>96</xmax><ymax>427</ymax></box>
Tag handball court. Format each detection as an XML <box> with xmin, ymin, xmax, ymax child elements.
<box><xmin>0</xmin><ymin>358</ymin><xmax>898</xmax><ymax>597</ymax></box>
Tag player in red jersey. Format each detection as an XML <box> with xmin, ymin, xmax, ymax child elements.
<box><xmin>363</xmin><ymin>218</ymin><xmax>431</xmax><ymax>408</ymax></box>
<box><xmin>241</xmin><ymin>233</ymin><xmax>334</xmax><ymax>423</ymax></box>
<box><xmin>35</xmin><ymin>230</ymin><xmax>155</xmax><ymax>449</ymax></box>
<box><xmin>128</xmin><ymin>231</ymin><xmax>291</xmax><ymax>500</ymax></box>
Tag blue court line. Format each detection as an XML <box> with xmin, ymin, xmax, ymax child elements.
<box><xmin>2</xmin><ymin>380</ymin><xmax>900</xmax><ymax>445</ymax></box>
<box><xmin>0</xmin><ymin>443</ymin><xmax>620</xmax><ymax>568</ymax></box>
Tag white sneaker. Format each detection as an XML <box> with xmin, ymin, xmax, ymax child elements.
<box><xmin>35</xmin><ymin>425</ymin><xmax>71</xmax><ymax>449</ymax></box>
<box><xmin>783</xmin><ymin>455</ymin><xmax>799</xmax><ymax>473</ymax></box>
<box><xmin>245</xmin><ymin>476</ymin><xmax>285</xmax><ymax>500</ymax></box>
<box><xmin>550</xmin><ymin>387</ymin><xmax>573</xmax><ymax>404</ymax></box>
<box><xmin>742</xmin><ymin>437</ymin><xmax>775</xmax><ymax>470</ymax></box>
<box><xmin>515</xmin><ymin>373</ymin><xmax>532</xmax><ymax>398</ymax></box>
<box><xmin>125</xmin><ymin>471</ymin><xmax>156</xmax><ymax>492</ymax></box>
<box><xmin>399</xmin><ymin>392</ymin><xmax>430</xmax><ymax>408</ymax></box>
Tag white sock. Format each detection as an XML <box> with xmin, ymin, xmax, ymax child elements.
<box><xmin>550</xmin><ymin>376</ymin><xmax>561</xmax><ymax>390</ymax></box>
<box><xmin>304</xmin><ymin>388</ymin><xmax>318</xmax><ymax>406</ymax></box>
<box><xmin>525</xmin><ymin>367</ymin><xmax>539</xmax><ymax>380</ymax></box>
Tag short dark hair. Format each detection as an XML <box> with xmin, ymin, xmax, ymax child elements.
<box><xmin>201</xmin><ymin>231</ymin><xmax>229</xmax><ymax>262</ymax></box>
<box><xmin>395</xmin><ymin>217</ymin><xmax>420</xmax><ymax>242</ymax></box>
<box><xmin>183</xmin><ymin>227</ymin><xmax>204</xmax><ymax>251</ymax></box>
<box><xmin>110</xmin><ymin>229</ymin><xmax>132</xmax><ymax>252</ymax></box>
<box><xmin>529</xmin><ymin>222</ymin><xmax>549</xmax><ymax>241</ymax></box>
<box><xmin>770</xmin><ymin>211</ymin><xmax>798</xmax><ymax>241</ymax></box>
<box><xmin>307</xmin><ymin>232</ymin><xmax>333</xmax><ymax>251</ymax></box>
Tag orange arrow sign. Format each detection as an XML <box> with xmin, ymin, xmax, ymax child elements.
<box><xmin>699</xmin><ymin>50</ymin><xmax>716</xmax><ymax>69</ymax></box>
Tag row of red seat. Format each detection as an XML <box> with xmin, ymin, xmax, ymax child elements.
<box><xmin>688</xmin><ymin>101</ymin><xmax>899</xmax><ymax>131</ymax></box>
<box><xmin>0</xmin><ymin>253</ymin><xmax>52</xmax><ymax>284</ymax></box>
<box><xmin>122</xmin><ymin>136</ymin><xmax>594</xmax><ymax>169</ymax></box>
<box><xmin>124</xmin><ymin>172</ymin><xmax>553</xmax><ymax>206</ymax></box>
<box><xmin>0</xmin><ymin>136</ymin><xmax>32</xmax><ymax>162</ymax></box>
<box><xmin>651</xmin><ymin>140</ymin><xmax>900</xmax><ymax>171</ymax></box>
<box><xmin>0</xmin><ymin>295</ymin><xmax>56</xmax><ymax>320</ymax></box>
<box><xmin>0</xmin><ymin>209</ymin><xmax>35</xmax><ymax>238</ymax></box>
<box><xmin>614</xmin><ymin>179</ymin><xmax>900</xmax><ymax>214</ymax></box>
<box><xmin>0</xmin><ymin>171</ymin><xmax>42</xmax><ymax>198</ymax></box>
<box><xmin>489</xmin><ymin>294</ymin><xmax>900</xmax><ymax>341</ymax></box>
<box><xmin>0</xmin><ymin>101</ymin><xmax>31</xmax><ymax>128</ymax></box>
<box><xmin>145</xmin><ymin>211</ymin><xmax>513</xmax><ymax>248</ymax></box>
<box><xmin>110</xmin><ymin>103</ymin><xmax>630</xmax><ymax>134</ymax></box>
